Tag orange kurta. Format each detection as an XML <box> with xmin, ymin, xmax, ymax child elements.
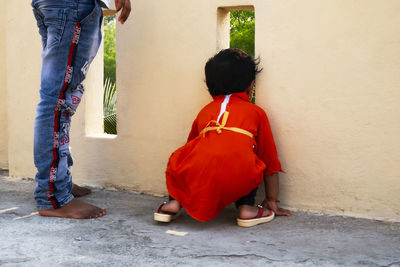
<box><xmin>166</xmin><ymin>92</ymin><xmax>282</xmax><ymax>222</ymax></box>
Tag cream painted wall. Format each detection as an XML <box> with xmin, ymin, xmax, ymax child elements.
<box><xmin>0</xmin><ymin>1</ymin><xmax>8</xmax><ymax>169</ymax></box>
<box><xmin>255</xmin><ymin>0</ymin><xmax>400</xmax><ymax>221</ymax></box>
<box><xmin>4</xmin><ymin>2</ymin><xmax>40</xmax><ymax>176</ymax></box>
<box><xmin>2</xmin><ymin>0</ymin><xmax>400</xmax><ymax>221</ymax></box>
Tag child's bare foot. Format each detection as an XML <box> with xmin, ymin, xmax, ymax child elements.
<box><xmin>238</xmin><ymin>205</ymin><xmax>272</xmax><ymax>219</ymax></box>
<box><xmin>71</xmin><ymin>183</ymin><xmax>92</xmax><ymax>197</ymax></box>
<box><xmin>38</xmin><ymin>199</ymin><xmax>106</xmax><ymax>219</ymax></box>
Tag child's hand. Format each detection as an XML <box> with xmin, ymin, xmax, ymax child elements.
<box><xmin>262</xmin><ymin>199</ymin><xmax>291</xmax><ymax>216</ymax></box>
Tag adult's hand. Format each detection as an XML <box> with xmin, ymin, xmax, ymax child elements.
<box><xmin>115</xmin><ymin>0</ymin><xmax>131</xmax><ymax>24</ymax></box>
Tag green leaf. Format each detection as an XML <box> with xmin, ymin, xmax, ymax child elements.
<box><xmin>104</xmin><ymin>16</ymin><xmax>116</xmax><ymax>84</ymax></box>
<box><xmin>104</xmin><ymin>113</ymin><xmax>117</xmax><ymax>135</ymax></box>
<box><xmin>103</xmin><ymin>77</ymin><xmax>117</xmax><ymax>134</ymax></box>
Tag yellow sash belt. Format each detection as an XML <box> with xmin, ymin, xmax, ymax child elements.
<box><xmin>199</xmin><ymin>111</ymin><xmax>254</xmax><ymax>138</ymax></box>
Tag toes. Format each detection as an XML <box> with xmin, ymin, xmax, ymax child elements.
<box><xmin>95</xmin><ymin>207</ymin><xmax>106</xmax><ymax>218</ymax></box>
<box><xmin>80</xmin><ymin>206</ymin><xmax>106</xmax><ymax>219</ymax></box>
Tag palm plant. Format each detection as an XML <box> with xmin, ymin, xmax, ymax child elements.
<box><xmin>103</xmin><ymin>77</ymin><xmax>117</xmax><ymax>134</ymax></box>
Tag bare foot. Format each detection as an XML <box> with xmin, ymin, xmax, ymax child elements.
<box><xmin>238</xmin><ymin>205</ymin><xmax>272</xmax><ymax>219</ymax></box>
<box><xmin>71</xmin><ymin>183</ymin><xmax>92</xmax><ymax>197</ymax></box>
<box><xmin>160</xmin><ymin>200</ymin><xmax>181</xmax><ymax>214</ymax></box>
<box><xmin>38</xmin><ymin>199</ymin><xmax>106</xmax><ymax>219</ymax></box>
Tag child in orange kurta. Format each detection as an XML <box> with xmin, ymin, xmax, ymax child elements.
<box><xmin>154</xmin><ymin>48</ymin><xmax>291</xmax><ymax>227</ymax></box>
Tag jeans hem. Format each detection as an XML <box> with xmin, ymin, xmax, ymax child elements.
<box><xmin>36</xmin><ymin>194</ymin><xmax>74</xmax><ymax>210</ymax></box>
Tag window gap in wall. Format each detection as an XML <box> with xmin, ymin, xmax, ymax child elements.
<box><xmin>103</xmin><ymin>15</ymin><xmax>117</xmax><ymax>135</ymax></box>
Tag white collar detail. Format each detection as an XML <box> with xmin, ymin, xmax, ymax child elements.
<box><xmin>217</xmin><ymin>94</ymin><xmax>231</xmax><ymax>123</ymax></box>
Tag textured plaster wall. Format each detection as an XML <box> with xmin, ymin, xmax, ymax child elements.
<box><xmin>0</xmin><ymin>2</ymin><xmax>8</xmax><ymax>169</ymax></box>
<box><xmin>2</xmin><ymin>0</ymin><xmax>400</xmax><ymax>221</ymax></box>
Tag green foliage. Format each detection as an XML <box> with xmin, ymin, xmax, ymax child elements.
<box><xmin>104</xmin><ymin>16</ymin><xmax>116</xmax><ymax>84</ymax></box>
<box><xmin>103</xmin><ymin>78</ymin><xmax>117</xmax><ymax>134</ymax></box>
<box><xmin>103</xmin><ymin>16</ymin><xmax>117</xmax><ymax>134</ymax></box>
<box><xmin>104</xmin><ymin>113</ymin><xmax>117</xmax><ymax>134</ymax></box>
<box><xmin>230</xmin><ymin>10</ymin><xmax>255</xmax><ymax>56</ymax></box>
<box><xmin>104</xmin><ymin>16</ymin><xmax>115</xmax><ymax>25</ymax></box>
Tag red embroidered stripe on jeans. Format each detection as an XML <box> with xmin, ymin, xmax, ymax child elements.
<box><xmin>48</xmin><ymin>23</ymin><xmax>81</xmax><ymax>209</ymax></box>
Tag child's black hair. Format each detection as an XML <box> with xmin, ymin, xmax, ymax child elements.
<box><xmin>205</xmin><ymin>48</ymin><xmax>261</xmax><ymax>96</ymax></box>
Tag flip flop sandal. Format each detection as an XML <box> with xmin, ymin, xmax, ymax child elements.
<box><xmin>237</xmin><ymin>205</ymin><xmax>275</xmax><ymax>227</ymax></box>
<box><xmin>154</xmin><ymin>202</ymin><xmax>181</xmax><ymax>222</ymax></box>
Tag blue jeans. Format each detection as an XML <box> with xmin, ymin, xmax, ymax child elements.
<box><xmin>32</xmin><ymin>0</ymin><xmax>103</xmax><ymax>209</ymax></box>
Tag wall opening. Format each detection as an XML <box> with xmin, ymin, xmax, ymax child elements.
<box><xmin>230</xmin><ymin>10</ymin><xmax>255</xmax><ymax>57</ymax></box>
<box><xmin>218</xmin><ymin>6</ymin><xmax>255</xmax><ymax>102</ymax></box>
<box><xmin>103</xmin><ymin>15</ymin><xmax>117</xmax><ymax>135</ymax></box>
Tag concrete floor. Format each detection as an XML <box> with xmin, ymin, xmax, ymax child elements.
<box><xmin>0</xmin><ymin>173</ymin><xmax>399</xmax><ymax>267</ymax></box>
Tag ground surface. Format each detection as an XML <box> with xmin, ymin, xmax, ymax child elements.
<box><xmin>0</xmin><ymin>172</ymin><xmax>399</xmax><ymax>267</ymax></box>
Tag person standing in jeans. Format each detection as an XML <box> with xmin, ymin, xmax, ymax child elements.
<box><xmin>31</xmin><ymin>0</ymin><xmax>131</xmax><ymax>219</ymax></box>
